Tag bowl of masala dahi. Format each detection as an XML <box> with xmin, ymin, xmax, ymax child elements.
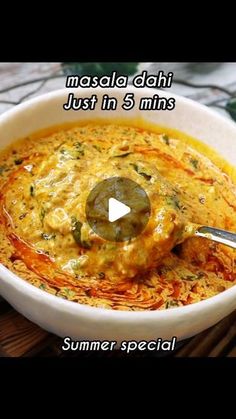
<box><xmin>0</xmin><ymin>87</ymin><xmax>236</xmax><ymax>343</ymax></box>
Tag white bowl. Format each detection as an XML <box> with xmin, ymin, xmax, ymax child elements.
<box><xmin>1</xmin><ymin>87</ymin><xmax>236</xmax><ymax>343</ymax></box>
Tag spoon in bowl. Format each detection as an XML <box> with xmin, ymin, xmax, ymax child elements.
<box><xmin>183</xmin><ymin>223</ymin><xmax>236</xmax><ymax>249</ymax></box>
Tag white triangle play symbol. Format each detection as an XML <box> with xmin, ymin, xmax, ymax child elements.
<box><xmin>108</xmin><ymin>198</ymin><xmax>131</xmax><ymax>222</ymax></box>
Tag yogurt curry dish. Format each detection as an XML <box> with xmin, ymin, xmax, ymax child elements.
<box><xmin>0</xmin><ymin>122</ymin><xmax>236</xmax><ymax>311</ymax></box>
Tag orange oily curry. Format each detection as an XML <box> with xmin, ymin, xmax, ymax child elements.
<box><xmin>0</xmin><ymin>123</ymin><xmax>236</xmax><ymax>310</ymax></box>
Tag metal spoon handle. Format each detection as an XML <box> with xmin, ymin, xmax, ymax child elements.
<box><xmin>195</xmin><ymin>226</ymin><xmax>236</xmax><ymax>249</ymax></box>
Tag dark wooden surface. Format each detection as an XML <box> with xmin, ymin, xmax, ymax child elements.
<box><xmin>1</xmin><ymin>295</ymin><xmax>236</xmax><ymax>357</ymax></box>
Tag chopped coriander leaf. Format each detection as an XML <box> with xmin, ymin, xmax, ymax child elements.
<box><xmin>180</xmin><ymin>272</ymin><xmax>204</xmax><ymax>281</ymax></box>
<box><xmin>14</xmin><ymin>158</ymin><xmax>23</xmax><ymax>165</ymax></box>
<box><xmin>163</xmin><ymin>134</ymin><xmax>170</xmax><ymax>145</ymax></box>
<box><xmin>181</xmin><ymin>275</ymin><xmax>198</xmax><ymax>281</ymax></box>
<box><xmin>113</xmin><ymin>152</ymin><xmax>132</xmax><ymax>158</ymax></box>
<box><xmin>30</xmin><ymin>185</ymin><xmax>35</xmax><ymax>197</ymax></box>
<box><xmin>63</xmin><ymin>288</ymin><xmax>76</xmax><ymax>299</ymax></box>
<box><xmin>139</xmin><ymin>172</ymin><xmax>152</xmax><ymax>181</ymax></box>
<box><xmin>165</xmin><ymin>300</ymin><xmax>179</xmax><ymax>308</ymax></box>
<box><xmin>130</xmin><ymin>163</ymin><xmax>152</xmax><ymax>181</ymax></box>
<box><xmin>40</xmin><ymin>208</ymin><xmax>46</xmax><ymax>225</ymax></box>
<box><xmin>166</xmin><ymin>195</ymin><xmax>181</xmax><ymax>210</ymax></box>
<box><xmin>93</xmin><ymin>144</ymin><xmax>102</xmax><ymax>152</ymax></box>
<box><xmin>74</xmin><ymin>142</ymin><xmax>85</xmax><ymax>156</ymax></box>
<box><xmin>71</xmin><ymin>217</ymin><xmax>91</xmax><ymax>249</ymax></box>
<box><xmin>190</xmin><ymin>158</ymin><xmax>199</xmax><ymax>169</ymax></box>
<box><xmin>71</xmin><ymin>217</ymin><xmax>82</xmax><ymax>244</ymax></box>
<box><xmin>130</xmin><ymin>163</ymin><xmax>139</xmax><ymax>172</ymax></box>
<box><xmin>39</xmin><ymin>283</ymin><xmax>46</xmax><ymax>290</ymax></box>
<box><xmin>71</xmin><ymin>260</ymin><xmax>81</xmax><ymax>271</ymax></box>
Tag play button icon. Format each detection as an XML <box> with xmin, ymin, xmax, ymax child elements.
<box><xmin>85</xmin><ymin>177</ymin><xmax>151</xmax><ymax>242</ymax></box>
<box><xmin>108</xmin><ymin>198</ymin><xmax>131</xmax><ymax>222</ymax></box>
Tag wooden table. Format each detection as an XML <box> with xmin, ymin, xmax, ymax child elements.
<box><xmin>1</xmin><ymin>296</ymin><xmax>236</xmax><ymax>357</ymax></box>
<box><xmin>1</xmin><ymin>62</ymin><xmax>236</xmax><ymax>358</ymax></box>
